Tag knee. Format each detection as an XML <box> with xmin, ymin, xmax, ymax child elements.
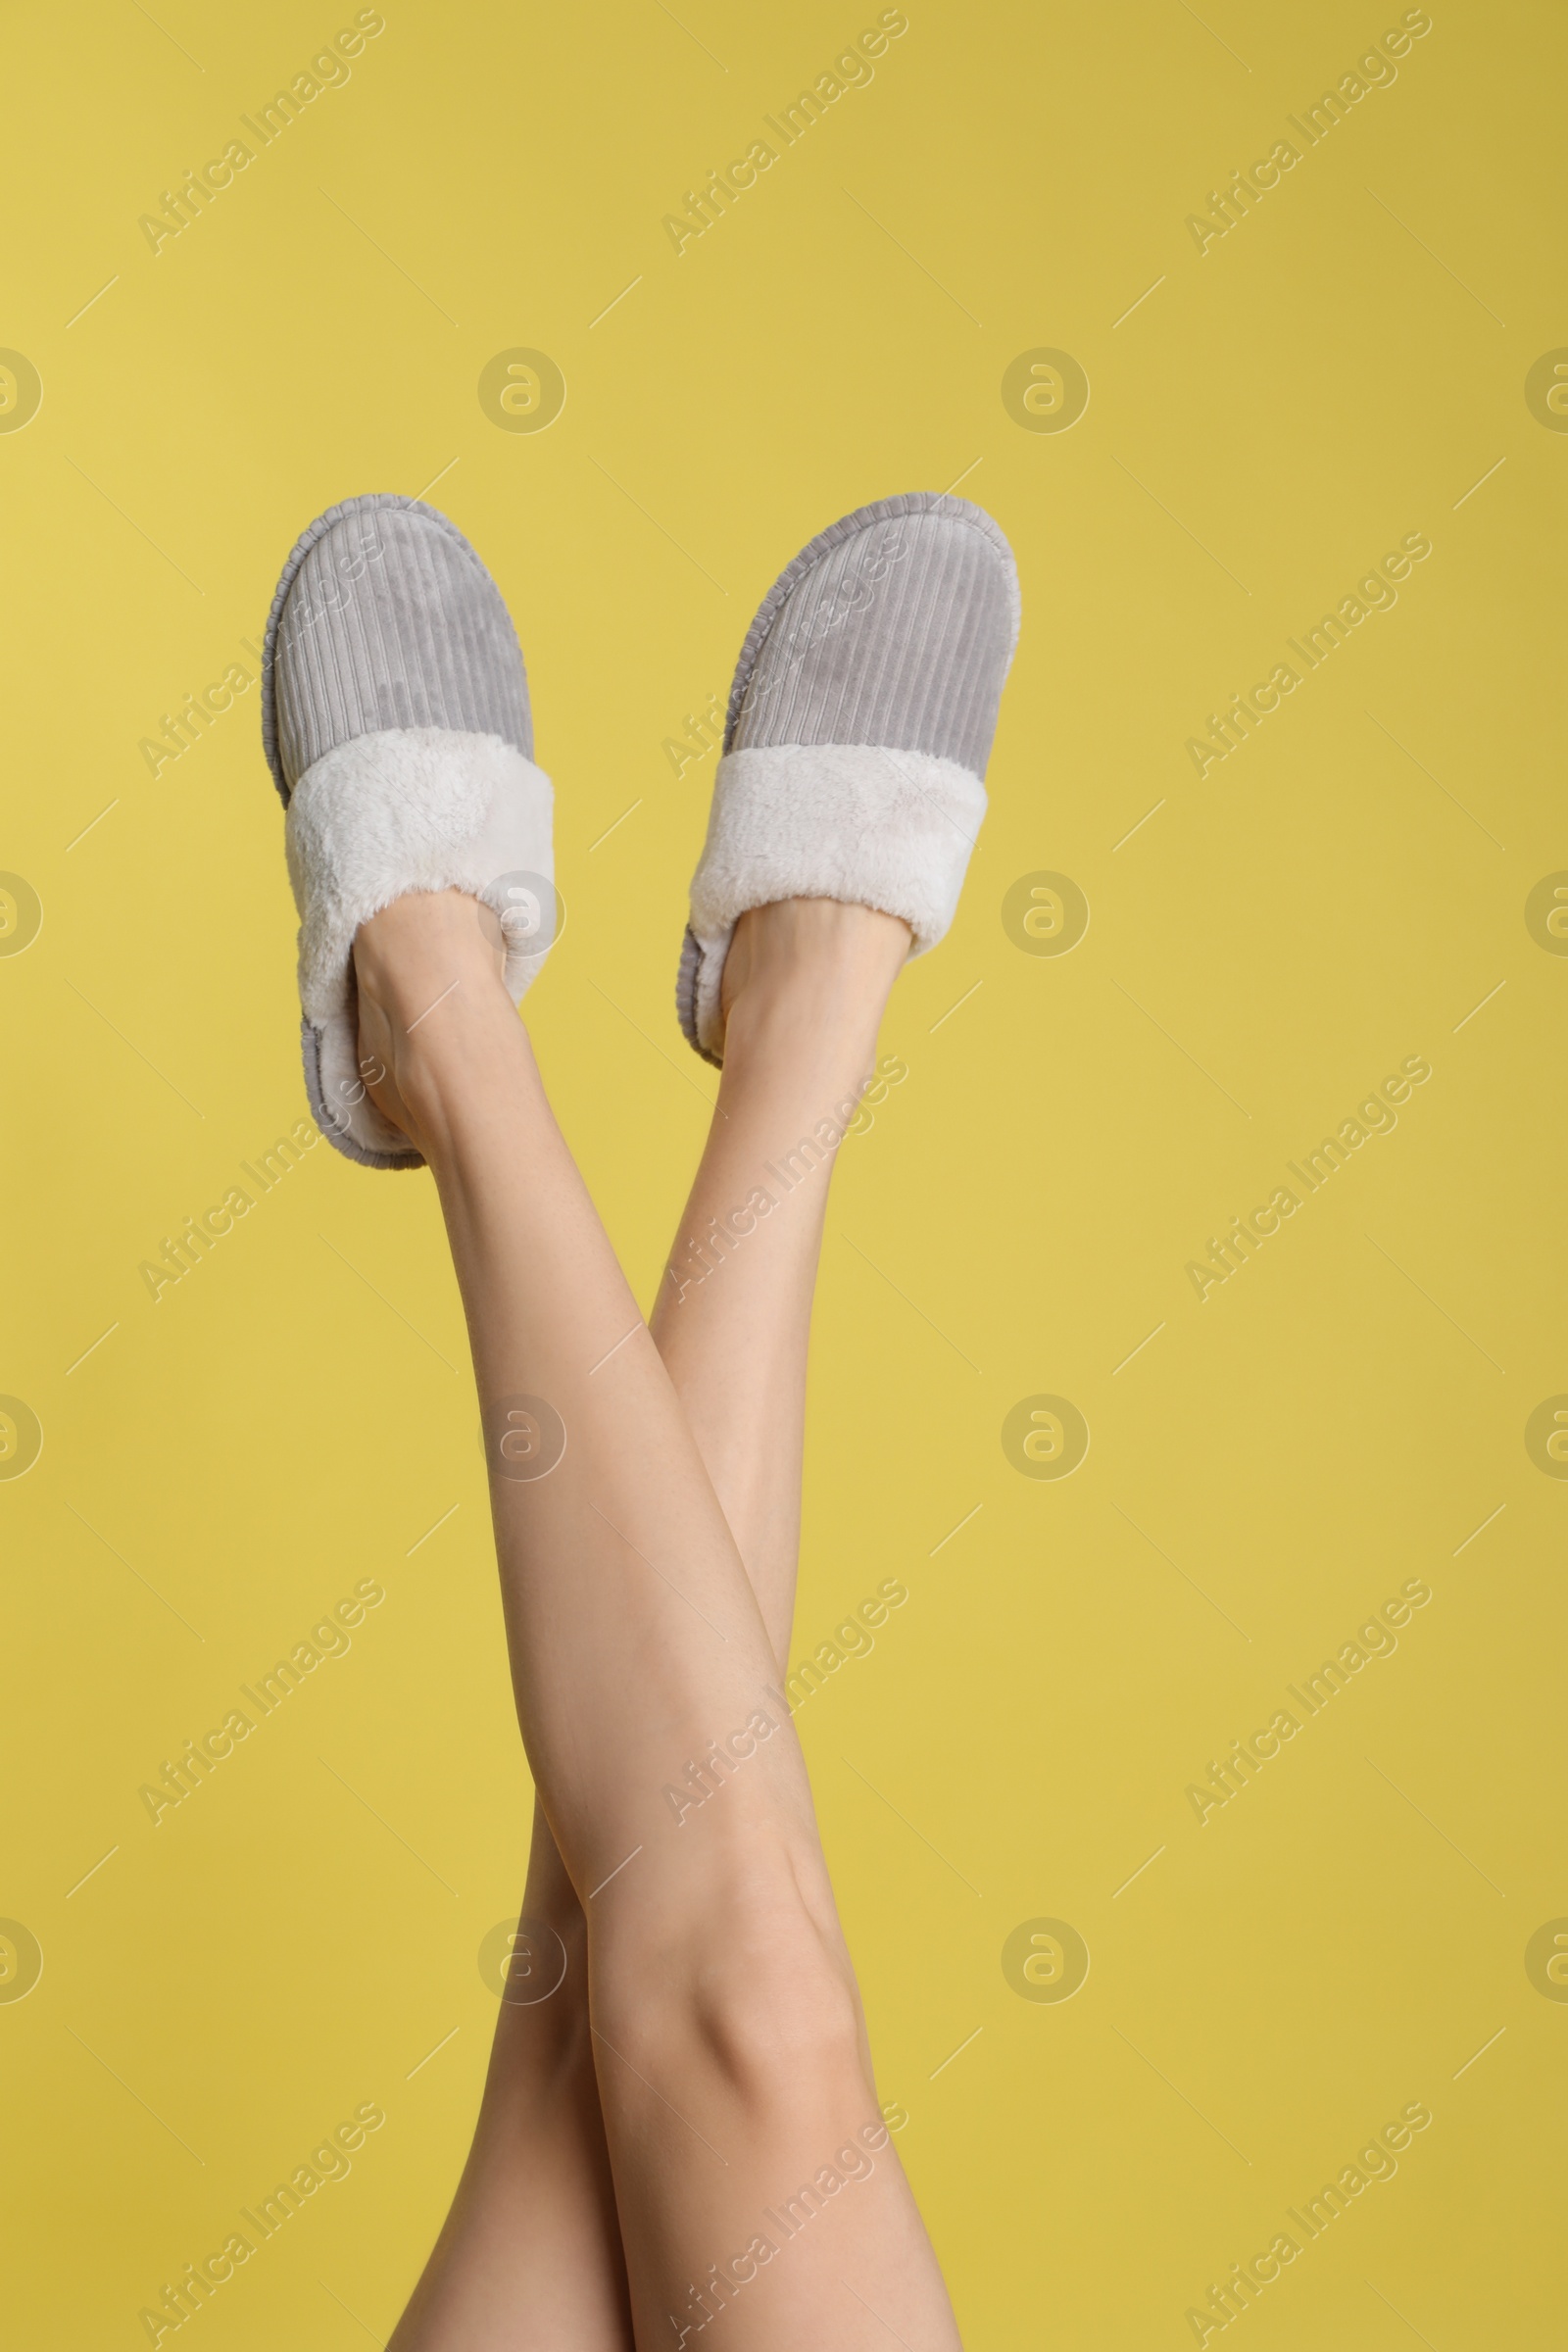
<box><xmin>701</xmin><ymin>1917</ymin><xmax>864</xmax><ymax>2103</ymax></box>
<box><xmin>594</xmin><ymin>1877</ymin><xmax>864</xmax><ymax>2106</ymax></box>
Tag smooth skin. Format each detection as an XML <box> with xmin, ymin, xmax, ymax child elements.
<box><xmin>356</xmin><ymin>891</ymin><xmax>960</xmax><ymax>2350</ymax></box>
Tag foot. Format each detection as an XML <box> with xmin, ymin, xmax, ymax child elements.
<box><xmin>351</xmin><ymin>889</ymin><xmax>517</xmax><ymax>1158</ymax></box>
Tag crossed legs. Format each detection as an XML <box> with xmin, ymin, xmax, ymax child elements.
<box><xmin>361</xmin><ymin>892</ymin><xmax>959</xmax><ymax>2348</ymax></box>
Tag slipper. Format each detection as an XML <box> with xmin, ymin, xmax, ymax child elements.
<box><xmin>676</xmin><ymin>491</ymin><xmax>1019</xmax><ymax>1065</ymax></box>
<box><xmin>261</xmin><ymin>493</ymin><xmax>554</xmax><ymax>1168</ymax></box>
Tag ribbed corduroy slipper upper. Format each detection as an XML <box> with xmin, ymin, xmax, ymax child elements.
<box><xmin>262</xmin><ymin>495</ymin><xmax>555</xmax><ymax>1168</ymax></box>
<box><xmin>677</xmin><ymin>492</ymin><xmax>1019</xmax><ymax>1065</ymax></box>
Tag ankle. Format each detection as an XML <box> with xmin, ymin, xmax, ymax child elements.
<box><xmin>352</xmin><ymin>890</ymin><xmax>520</xmax><ymax>1153</ymax></box>
<box><xmin>718</xmin><ymin>899</ymin><xmax>909</xmax><ymax>1054</ymax></box>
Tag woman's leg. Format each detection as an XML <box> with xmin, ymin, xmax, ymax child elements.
<box><xmin>390</xmin><ymin>898</ymin><xmax>917</xmax><ymax>2346</ymax></box>
<box><xmin>363</xmin><ymin>887</ymin><xmax>957</xmax><ymax>2348</ymax></box>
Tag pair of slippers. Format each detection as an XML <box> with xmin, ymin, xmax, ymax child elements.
<box><xmin>261</xmin><ymin>490</ymin><xmax>1020</xmax><ymax>1168</ymax></box>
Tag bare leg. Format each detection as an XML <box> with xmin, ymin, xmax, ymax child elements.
<box><xmin>390</xmin><ymin>1801</ymin><xmax>632</xmax><ymax>2349</ymax></box>
<box><xmin>650</xmin><ymin>898</ymin><xmax>909</xmax><ymax>1663</ymax></box>
<box><xmin>391</xmin><ymin>902</ymin><xmax>915</xmax><ymax>2348</ymax></box>
<box><xmin>365</xmin><ymin>890</ymin><xmax>956</xmax><ymax>2349</ymax></box>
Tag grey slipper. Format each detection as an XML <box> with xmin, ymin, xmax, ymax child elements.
<box><xmin>676</xmin><ymin>491</ymin><xmax>1019</xmax><ymax>1065</ymax></box>
<box><xmin>261</xmin><ymin>494</ymin><xmax>555</xmax><ymax>1168</ymax></box>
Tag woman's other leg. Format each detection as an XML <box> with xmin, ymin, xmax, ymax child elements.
<box><xmin>651</xmin><ymin>897</ymin><xmax>909</xmax><ymax>1665</ymax></box>
<box><xmin>389</xmin><ymin>1800</ymin><xmax>632</xmax><ymax>2349</ymax></box>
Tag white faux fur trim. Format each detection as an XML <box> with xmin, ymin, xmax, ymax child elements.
<box><xmin>686</xmin><ymin>743</ymin><xmax>986</xmax><ymax>1056</ymax></box>
<box><xmin>284</xmin><ymin>726</ymin><xmax>554</xmax><ymax>1159</ymax></box>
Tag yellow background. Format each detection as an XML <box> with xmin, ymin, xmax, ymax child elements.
<box><xmin>4</xmin><ymin>0</ymin><xmax>1564</xmax><ymax>2341</ymax></box>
